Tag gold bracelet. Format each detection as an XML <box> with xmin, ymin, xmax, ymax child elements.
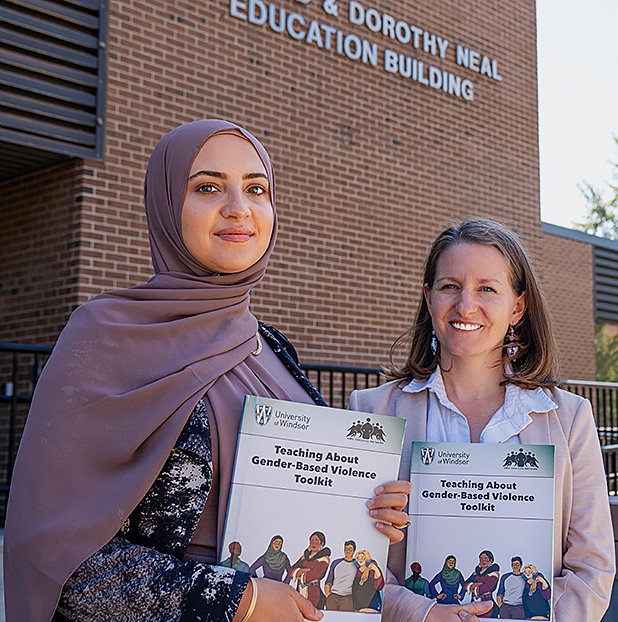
<box><xmin>240</xmin><ymin>577</ymin><xmax>258</xmax><ymax>622</ymax></box>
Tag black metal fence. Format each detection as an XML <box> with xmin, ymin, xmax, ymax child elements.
<box><xmin>561</xmin><ymin>380</ymin><xmax>618</xmax><ymax>496</ymax></box>
<box><xmin>561</xmin><ymin>380</ymin><xmax>618</xmax><ymax>446</ymax></box>
<box><xmin>0</xmin><ymin>343</ymin><xmax>53</xmax><ymax>521</ymax></box>
<box><xmin>601</xmin><ymin>445</ymin><xmax>618</xmax><ymax>496</ymax></box>
<box><xmin>2</xmin><ymin>344</ymin><xmax>618</xmax><ymax>523</ymax></box>
<box><xmin>299</xmin><ymin>363</ymin><xmax>386</xmax><ymax>409</ymax></box>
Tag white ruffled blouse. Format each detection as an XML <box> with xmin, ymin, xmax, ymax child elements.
<box><xmin>401</xmin><ymin>368</ymin><xmax>558</xmax><ymax>444</ymax></box>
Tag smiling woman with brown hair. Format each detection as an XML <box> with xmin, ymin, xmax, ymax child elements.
<box><xmin>350</xmin><ymin>218</ymin><xmax>615</xmax><ymax>622</ymax></box>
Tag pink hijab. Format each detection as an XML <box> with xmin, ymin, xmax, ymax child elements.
<box><xmin>3</xmin><ymin>120</ymin><xmax>279</xmax><ymax>622</ymax></box>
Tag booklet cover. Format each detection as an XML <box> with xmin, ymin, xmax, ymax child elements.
<box><xmin>222</xmin><ymin>395</ymin><xmax>406</xmax><ymax>621</ymax></box>
<box><xmin>407</xmin><ymin>442</ymin><xmax>555</xmax><ymax>621</ymax></box>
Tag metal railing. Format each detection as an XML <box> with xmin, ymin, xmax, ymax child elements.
<box><xmin>602</xmin><ymin>445</ymin><xmax>618</xmax><ymax>496</ymax></box>
<box><xmin>299</xmin><ymin>363</ymin><xmax>386</xmax><ymax>409</ymax></box>
<box><xmin>562</xmin><ymin>380</ymin><xmax>618</xmax><ymax>495</ymax></box>
<box><xmin>2</xmin><ymin>344</ymin><xmax>618</xmax><ymax>516</ymax></box>
<box><xmin>0</xmin><ymin>343</ymin><xmax>53</xmax><ymax>499</ymax></box>
<box><xmin>561</xmin><ymin>380</ymin><xmax>618</xmax><ymax>446</ymax></box>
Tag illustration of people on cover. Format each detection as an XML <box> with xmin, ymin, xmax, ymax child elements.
<box><xmin>352</xmin><ymin>549</ymin><xmax>385</xmax><ymax>612</ymax></box>
<box><xmin>463</xmin><ymin>550</ymin><xmax>500</xmax><ymax>617</ymax></box>
<box><xmin>324</xmin><ymin>540</ymin><xmax>358</xmax><ymax>611</ymax></box>
<box><xmin>249</xmin><ymin>535</ymin><xmax>291</xmax><ymax>583</ymax></box>
<box><xmin>220</xmin><ymin>541</ymin><xmax>250</xmax><ymax>572</ymax></box>
<box><xmin>521</xmin><ymin>564</ymin><xmax>551</xmax><ymax>620</ymax></box>
<box><xmin>405</xmin><ymin>562</ymin><xmax>431</xmax><ymax>597</ymax></box>
<box><xmin>496</xmin><ymin>556</ymin><xmax>526</xmax><ymax>619</ymax></box>
<box><xmin>290</xmin><ymin>531</ymin><xmax>331</xmax><ymax>609</ymax></box>
<box><xmin>428</xmin><ymin>555</ymin><xmax>465</xmax><ymax>604</ymax></box>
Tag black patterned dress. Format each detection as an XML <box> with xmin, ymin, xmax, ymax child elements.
<box><xmin>55</xmin><ymin>324</ymin><xmax>325</xmax><ymax>622</ymax></box>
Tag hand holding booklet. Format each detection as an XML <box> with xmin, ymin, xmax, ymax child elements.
<box><xmin>406</xmin><ymin>442</ymin><xmax>555</xmax><ymax>621</ymax></box>
<box><xmin>222</xmin><ymin>396</ymin><xmax>406</xmax><ymax>620</ymax></box>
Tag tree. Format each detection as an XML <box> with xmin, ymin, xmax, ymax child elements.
<box><xmin>595</xmin><ymin>323</ymin><xmax>618</xmax><ymax>383</ymax></box>
<box><xmin>574</xmin><ymin>135</ymin><xmax>618</xmax><ymax>238</ymax></box>
<box><xmin>574</xmin><ymin>136</ymin><xmax>618</xmax><ymax>381</ymax></box>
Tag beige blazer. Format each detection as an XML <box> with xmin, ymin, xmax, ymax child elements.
<box><xmin>350</xmin><ymin>381</ymin><xmax>615</xmax><ymax>622</ymax></box>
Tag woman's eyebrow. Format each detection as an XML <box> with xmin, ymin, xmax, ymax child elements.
<box><xmin>187</xmin><ymin>171</ymin><xmax>268</xmax><ymax>181</ymax></box>
<box><xmin>188</xmin><ymin>170</ymin><xmax>226</xmax><ymax>180</ymax></box>
<box><xmin>435</xmin><ymin>276</ymin><xmax>501</xmax><ymax>284</ymax></box>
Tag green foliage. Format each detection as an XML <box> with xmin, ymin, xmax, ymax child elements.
<box><xmin>574</xmin><ymin>136</ymin><xmax>618</xmax><ymax>239</ymax></box>
<box><xmin>595</xmin><ymin>323</ymin><xmax>618</xmax><ymax>382</ymax></box>
<box><xmin>573</xmin><ymin>137</ymin><xmax>618</xmax><ymax>380</ymax></box>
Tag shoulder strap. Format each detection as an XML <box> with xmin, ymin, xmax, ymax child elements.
<box><xmin>258</xmin><ymin>322</ymin><xmax>327</xmax><ymax>407</ymax></box>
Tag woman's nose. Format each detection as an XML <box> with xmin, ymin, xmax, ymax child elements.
<box><xmin>455</xmin><ymin>289</ymin><xmax>477</xmax><ymax>315</ymax></box>
<box><xmin>222</xmin><ymin>188</ymin><xmax>251</xmax><ymax>219</ymax></box>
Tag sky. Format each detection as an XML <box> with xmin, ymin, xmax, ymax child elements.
<box><xmin>537</xmin><ymin>0</ymin><xmax>618</xmax><ymax>230</ymax></box>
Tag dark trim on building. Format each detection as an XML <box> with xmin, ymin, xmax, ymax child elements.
<box><xmin>543</xmin><ymin>221</ymin><xmax>618</xmax><ymax>325</ymax></box>
<box><xmin>542</xmin><ymin>222</ymin><xmax>618</xmax><ymax>252</ymax></box>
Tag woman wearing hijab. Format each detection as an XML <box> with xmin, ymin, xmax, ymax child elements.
<box><xmin>349</xmin><ymin>219</ymin><xmax>615</xmax><ymax>622</ymax></box>
<box><xmin>3</xmin><ymin>120</ymin><xmax>409</xmax><ymax>622</ymax></box>
<box><xmin>249</xmin><ymin>535</ymin><xmax>291</xmax><ymax>583</ymax></box>
<box><xmin>428</xmin><ymin>556</ymin><xmax>464</xmax><ymax>604</ymax></box>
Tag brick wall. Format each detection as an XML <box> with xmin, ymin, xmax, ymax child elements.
<box><xmin>0</xmin><ymin>161</ymin><xmax>83</xmax><ymax>344</ymax></box>
<box><xmin>539</xmin><ymin>231</ymin><xmax>595</xmax><ymax>380</ymax></box>
<box><xmin>0</xmin><ymin>0</ymin><xmax>594</xmax><ymax>378</ymax></box>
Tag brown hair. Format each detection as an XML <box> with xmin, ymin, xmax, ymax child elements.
<box><xmin>387</xmin><ymin>218</ymin><xmax>559</xmax><ymax>389</ymax></box>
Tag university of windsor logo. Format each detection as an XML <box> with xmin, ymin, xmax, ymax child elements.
<box><xmin>254</xmin><ymin>403</ymin><xmax>272</xmax><ymax>426</ymax></box>
<box><xmin>420</xmin><ymin>447</ymin><xmax>435</xmax><ymax>465</ymax></box>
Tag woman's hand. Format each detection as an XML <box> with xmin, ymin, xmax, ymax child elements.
<box><xmin>425</xmin><ymin>600</ymin><xmax>494</xmax><ymax>621</ymax></box>
<box><xmin>366</xmin><ymin>480</ymin><xmax>412</xmax><ymax>544</ymax></box>
<box><xmin>368</xmin><ymin>561</ymin><xmax>381</xmax><ymax>578</ymax></box>
<box><xmin>233</xmin><ymin>578</ymin><xmax>323</xmax><ymax>622</ymax></box>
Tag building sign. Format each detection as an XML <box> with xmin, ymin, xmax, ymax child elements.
<box><xmin>230</xmin><ymin>0</ymin><xmax>505</xmax><ymax>102</ymax></box>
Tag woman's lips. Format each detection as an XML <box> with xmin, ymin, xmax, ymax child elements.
<box><xmin>215</xmin><ymin>227</ymin><xmax>253</xmax><ymax>242</ymax></box>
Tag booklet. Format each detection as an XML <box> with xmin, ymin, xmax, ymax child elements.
<box><xmin>222</xmin><ymin>395</ymin><xmax>406</xmax><ymax>620</ymax></box>
<box><xmin>407</xmin><ymin>442</ymin><xmax>555</xmax><ymax>621</ymax></box>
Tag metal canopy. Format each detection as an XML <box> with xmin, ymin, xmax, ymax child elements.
<box><xmin>0</xmin><ymin>0</ymin><xmax>107</xmax><ymax>182</ymax></box>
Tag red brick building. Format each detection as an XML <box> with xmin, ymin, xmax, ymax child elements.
<box><xmin>0</xmin><ymin>0</ymin><xmax>596</xmax><ymax>380</ymax></box>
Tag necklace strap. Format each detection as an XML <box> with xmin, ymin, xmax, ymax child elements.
<box><xmin>251</xmin><ymin>332</ymin><xmax>262</xmax><ymax>356</ymax></box>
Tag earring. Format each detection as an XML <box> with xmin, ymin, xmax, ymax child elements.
<box><xmin>506</xmin><ymin>324</ymin><xmax>518</xmax><ymax>358</ymax></box>
<box><xmin>430</xmin><ymin>329</ymin><xmax>438</xmax><ymax>356</ymax></box>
